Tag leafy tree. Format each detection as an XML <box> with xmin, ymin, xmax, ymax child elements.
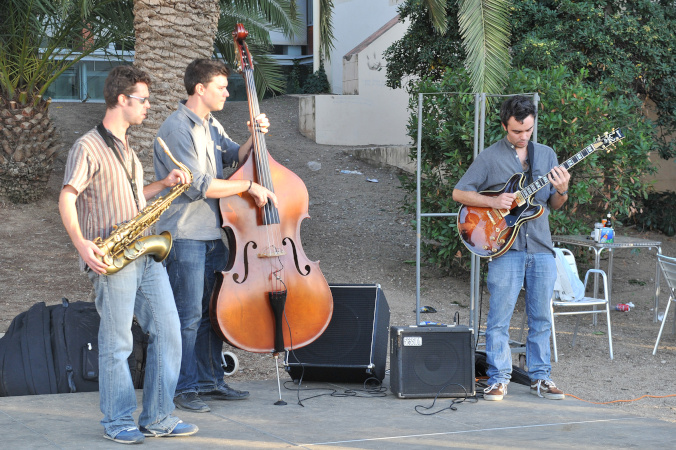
<box><xmin>510</xmin><ymin>0</ymin><xmax>676</xmax><ymax>160</ymax></box>
<box><xmin>384</xmin><ymin>1</ymin><xmax>464</xmax><ymax>89</ymax></box>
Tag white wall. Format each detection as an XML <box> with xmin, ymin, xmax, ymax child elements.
<box><xmin>299</xmin><ymin>15</ymin><xmax>411</xmax><ymax>146</ymax></box>
<box><xmin>325</xmin><ymin>0</ymin><xmax>404</xmax><ymax>94</ymax></box>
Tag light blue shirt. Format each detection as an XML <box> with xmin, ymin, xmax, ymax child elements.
<box><xmin>154</xmin><ymin>101</ymin><xmax>240</xmax><ymax>240</ymax></box>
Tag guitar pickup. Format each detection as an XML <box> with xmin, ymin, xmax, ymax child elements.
<box><xmin>515</xmin><ymin>192</ymin><xmax>525</xmax><ymax>206</ymax></box>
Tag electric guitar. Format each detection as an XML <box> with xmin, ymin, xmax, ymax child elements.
<box><xmin>457</xmin><ymin>129</ymin><xmax>625</xmax><ymax>259</ymax></box>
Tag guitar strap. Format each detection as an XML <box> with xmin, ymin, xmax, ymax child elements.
<box><xmin>526</xmin><ymin>141</ymin><xmax>535</xmax><ymax>184</ymax></box>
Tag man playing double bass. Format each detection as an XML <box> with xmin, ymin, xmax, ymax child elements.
<box><xmin>154</xmin><ymin>58</ymin><xmax>277</xmax><ymax>413</ymax></box>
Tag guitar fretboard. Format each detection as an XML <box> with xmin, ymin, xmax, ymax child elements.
<box><xmin>520</xmin><ymin>129</ymin><xmax>624</xmax><ymax>199</ymax></box>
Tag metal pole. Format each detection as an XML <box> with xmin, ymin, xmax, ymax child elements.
<box><xmin>472</xmin><ymin>93</ymin><xmax>488</xmax><ymax>332</ymax></box>
<box><xmin>533</xmin><ymin>92</ymin><xmax>540</xmax><ymax>143</ymax></box>
<box><xmin>469</xmin><ymin>93</ymin><xmax>481</xmax><ymax>330</ymax></box>
<box><xmin>415</xmin><ymin>92</ymin><xmax>423</xmax><ymax>326</ymax></box>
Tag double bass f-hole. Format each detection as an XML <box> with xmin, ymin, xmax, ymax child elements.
<box><xmin>282</xmin><ymin>237</ymin><xmax>311</xmax><ymax>276</ymax></box>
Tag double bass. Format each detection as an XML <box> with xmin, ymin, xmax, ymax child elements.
<box><xmin>210</xmin><ymin>24</ymin><xmax>333</xmax><ymax>354</ymax></box>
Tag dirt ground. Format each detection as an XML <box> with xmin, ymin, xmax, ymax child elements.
<box><xmin>1</xmin><ymin>95</ymin><xmax>675</xmax><ymax>424</ymax></box>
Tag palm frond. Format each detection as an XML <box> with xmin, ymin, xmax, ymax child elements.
<box><xmin>424</xmin><ymin>0</ymin><xmax>449</xmax><ymax>35</ymax></box>
<box><xmin>216</xmin><ymin>0</ymin><xmax>301</xmax><ymax>97</ymax></box>
<box><xmin>225</xmin><ymin>0</ymin><xmax>302</xmax><ymax>38</ymax></box>
<box><xmin>318</xmin><ymin>0</ymin><xmax>335</xmax><ymax>62</ymax></box>
<box><xmin>0</xmin><ymin>0</ymin><xmax>133</xmax><ymax>105</ymax></box>
<box><xmin>457</xmin><ymin>0</ymin><xmax>511</xmax><ymax>95</ymax></box>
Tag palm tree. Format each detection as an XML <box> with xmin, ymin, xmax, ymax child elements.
<box><xmin>0</xmin><ymin>0</ymin><xmax>133</xmax><ymax>203</ymax></box>
<box><xmin>130</xmin><ymin>0</ymin><xmax>301</xmax><ymax>163</ymax></box>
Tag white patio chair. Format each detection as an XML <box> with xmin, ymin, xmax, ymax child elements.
<box><xmin>550</xmin><ymin>248</ymin><xmax>613</xmax><ymax>362</ymax></box>
<box><xmin>652</xmin><ymin>254</ymin><xmax>676</xmax><ymax>355</ymax></box>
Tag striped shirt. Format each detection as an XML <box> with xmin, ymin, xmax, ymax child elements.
<box><xmin>63</xmin><ymin>127</ymin><xmax>147</xmax><ymax>271</ymax></box>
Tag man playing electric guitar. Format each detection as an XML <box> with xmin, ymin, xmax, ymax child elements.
<box><xmin>452</xmin><ymin>95</ymin><xmax>569</xmax><ymax>402</ymax></box>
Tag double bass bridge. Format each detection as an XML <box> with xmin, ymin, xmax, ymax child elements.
<box><xmin>257</xmin><ymin>246</ymin><xmax>286</xmax><ymax>258</ymax></box>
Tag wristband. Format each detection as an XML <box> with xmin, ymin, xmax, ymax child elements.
<box><xmin>247</xmin><ymin>180</ymin><xmax>253</xmax><ymax>191</ymax></box>
<box><xmin>557</xmin><ymin>190</ymin><xmax>568</xmax><ymax>196</ymax></box>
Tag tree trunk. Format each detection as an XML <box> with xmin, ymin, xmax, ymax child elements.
<box><xmin>131</xmin><ymin>0</ymin><xmax>220</xmax><ymax>180</ymax></box>
<box><xmin>0</xmin><ymin>98</ymin><xmax>61</xmax><ymax>203</ymax></box>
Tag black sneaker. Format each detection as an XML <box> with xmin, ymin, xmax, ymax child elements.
<box><xmin>174</xmin><ymin>392</ymin><xmax>210</xmax><ymax>412</ymax></box>
<box><xmin>201</xmin><ymin>384</ymin><xmax>249</xmax><ymax>400</ymax></box>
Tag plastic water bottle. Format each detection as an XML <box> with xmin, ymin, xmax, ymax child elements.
<box><xmin>615</xmin><ymin>303</ymin><xmax>630</xmax><ymax>312</ymax></box>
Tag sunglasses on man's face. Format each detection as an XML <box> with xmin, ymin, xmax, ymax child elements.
<box><xmin>126</xmin><ymin>94</ymin><xmax>149</xmax><ymax>104</ymax></box>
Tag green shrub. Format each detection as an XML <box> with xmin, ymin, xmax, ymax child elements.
<box><xmin>629</xmin><ymin>191</ymin><xmax>676</xmax><ymax>236</ymax></box>
<box><xmin>302</xmin><ymin>61</ymin><xmax>331</xmax><ymax>94</ymax></box>
<box><xmin>286</xmin><ymin>60</ymin><xmax>302</xmax><ymax>94</ymax></box>
<box><xmin>402</xmin><ymin>66</ymin><xmax>657</xmax><ymax>271</ymax></box>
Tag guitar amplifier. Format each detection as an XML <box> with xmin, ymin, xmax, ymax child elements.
<box><xmin>389</xmin><ymin>325</ymin><xmax>475</xmax><ymax>398</ymax></box>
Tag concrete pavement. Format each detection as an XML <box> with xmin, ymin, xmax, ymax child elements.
<box><xmin>1</xmin><ymin>376</ymin><xmax>673</xmax><ymax>449</ymax></box>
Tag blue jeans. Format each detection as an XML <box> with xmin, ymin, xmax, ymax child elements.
<box><xmin>88</xmin><ymin>256</ymin><xmax>181</xmax><ymax>438</ymax></box>
<box><xmin>485</xmin><ymin>250</ymin><xmax>557</xmax><ymax>385</ymax></box>
<box><xmin>165</xmin><ymin>239</ymin><xmax>228</xmax><ymax>395</ymax></box>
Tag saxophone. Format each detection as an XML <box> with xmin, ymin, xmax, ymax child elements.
<box><xmin>93</xmin><ymin>137</ymin><xmax>192</xmax><ymax>275</ymax></box>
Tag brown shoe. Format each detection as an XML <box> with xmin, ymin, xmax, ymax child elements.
<box><xmin>483</xmin><ymin>383</ymin><xmax>507</xmax><ymax>401</ymax></box>
<box><xmin>530</xmin><ymin>379</ymin><xmax>565</xmax><ymax>400</ymax></box>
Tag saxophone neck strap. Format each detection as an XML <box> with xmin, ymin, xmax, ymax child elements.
<box><xmin>96</xmin><ymin>123</ymin><xmax>141</xmax><ymax>210</ymax></box>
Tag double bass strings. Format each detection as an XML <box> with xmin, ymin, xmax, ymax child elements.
<box><xmin>243</xmin><ymin>65</ymin><xmax>286</xmax><ymax>296</ymax></box>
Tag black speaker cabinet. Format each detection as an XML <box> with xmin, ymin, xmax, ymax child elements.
<box><xmin>390</xmin><ymin>325</ymin><xmax>475</xmax><ymax>398</ymax></box>
<box><xmin>285</xmin><ymin>284</ymin><xmax>390</xmax><ymax>383</ymax></box>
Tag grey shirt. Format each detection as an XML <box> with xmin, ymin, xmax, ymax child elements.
<box><xmin>455</xmin><ymin>137</ymin><xmax>558</xmax><ymax>255</ymax></box>
<box><xmin>154</xmin><ymin>101</ymin><xmax>240</xmax><ymax>240</ymax></box>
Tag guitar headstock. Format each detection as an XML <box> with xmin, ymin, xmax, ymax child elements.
<box><xmin>593</xmin><ymin>128</ymin><xmax>625</xmax><ymax>153</ymax></box>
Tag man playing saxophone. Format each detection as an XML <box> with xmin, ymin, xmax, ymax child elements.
<box><xmin>58</xmin><ymin>66</ymin><xmax>198</xmax><ymax>444</ymax></box>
